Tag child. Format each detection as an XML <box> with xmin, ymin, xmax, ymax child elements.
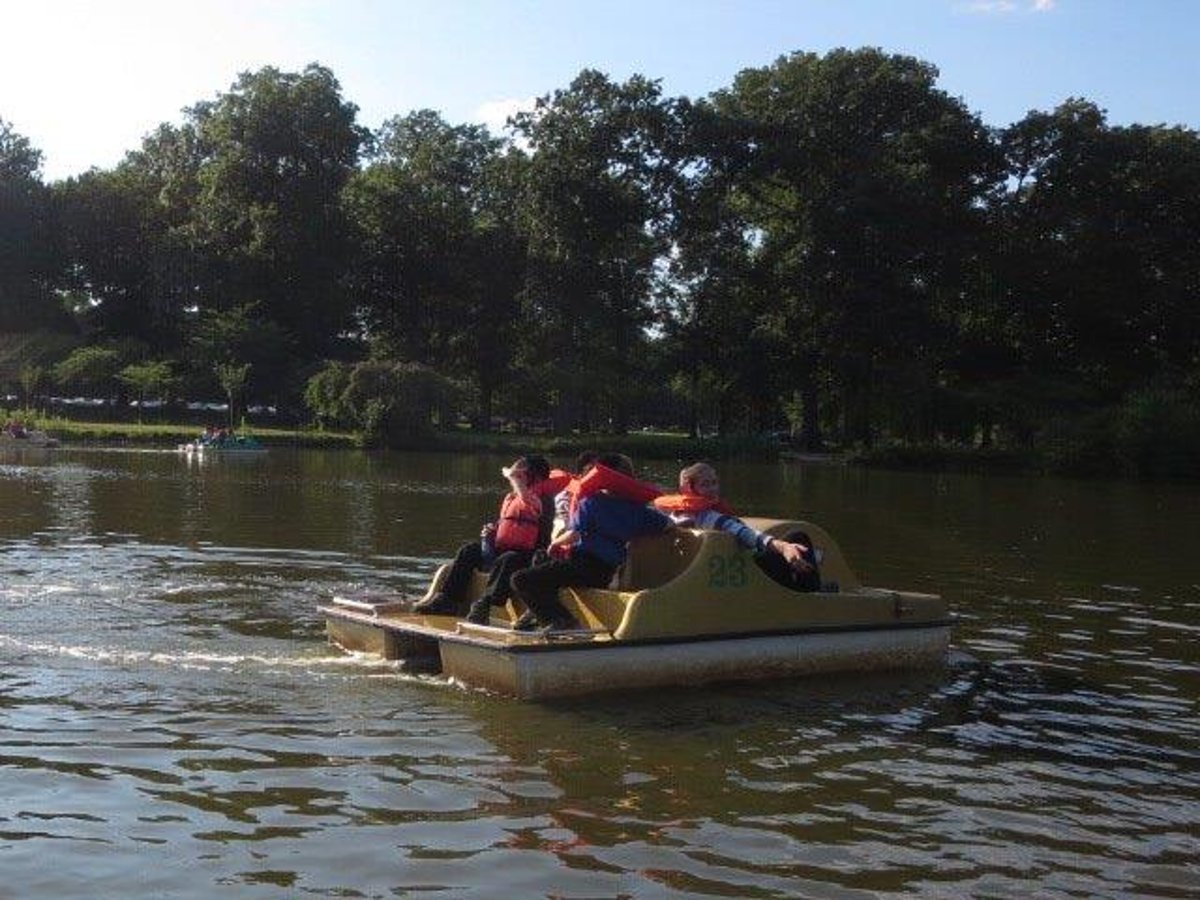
<box><xmin>509</xmin><ymin>453</ymin><xmax>674</xmax><ymax>631</ymax></box>
<box><xmin>413</xmin><ymin>454</ymin><xmax>551</xmax><ymax>618</ymax></box>
<box><xmin>550</xmin><ymin>449</ymin><xmax>599</xmax><ymax>541</ymax></box>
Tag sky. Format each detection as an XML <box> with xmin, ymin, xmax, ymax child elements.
<box><xmin>2</xmin><ymin>0</ymin><xmax>1197</xmax><ymax>181</ymax></box>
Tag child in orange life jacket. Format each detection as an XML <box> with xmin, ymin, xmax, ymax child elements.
<box><xmin>510</xmin><ymin>452</ymin><xmax>675</xmax><ymax>632</ymax></box>
<box><xmin>654</xmin><ymin>462</ymin><xmax>822</xmax><ymax>591</ymax></box>
<box><xmin>550</xmin><ymin>449</ymin><xmax>601</xmax><ymax>543</ymax></box>
<box><xmin>413</xmin><ymin>454</ymin><xmax>552</xmax><ymax>618</ymax></box>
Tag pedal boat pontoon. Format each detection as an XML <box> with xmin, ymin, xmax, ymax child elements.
<box><xmin>320</xmin><ymin>519</ymin><xmax>951</xmax><ymax>700</ymax></box>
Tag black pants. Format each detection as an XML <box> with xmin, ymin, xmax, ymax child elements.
<box><xmin>510</xmin><ymin>551</ymin><xmax>616</xmax><ymax>625</ymax></box>
<box><xmin>479</xmin><ymin>549</ymin><xmax>536</xmax><ymax>607</ymax></box>
<box><xmin>442</xmin><ymin>542</ymin><xmax>536</xmax><ymax>612</ymax></box>
<box><xmin>754</xmin><ymin>529</ymin><xmax>822</xmax><ymax>592</ymax></box>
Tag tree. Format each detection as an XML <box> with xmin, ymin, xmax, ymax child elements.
<box><xmin>0</xmin><ymin>119</ymin><xmax>62</xmax><ymax>333</ymax></box>
<box><xmin>690</xmin><ymin>48</ymin><xmax>999</xmax><ymax>447</ymax></box>
<box><xmin>511</xmin><ymin>70</ymin><xmax>683</xmax><ymax>433</ymax></box>
<box><xmin>117</xmin><ymin>360</ymin><xmax>177</xmax><ymax>423</ymax></box>
<box><xmin>0</xmin><ymin>117</ymin><xmax>41</xmax><ymax>181</ymax></box>
<box><xmin>342</xmin><ymin>112</ymin><xmax>529</xmax><ymax>430</ymax></box>
<box><xmin>51</xmin><ymin>345</ymin><xmax>123</xmax><ymax>397</ymax></box>
<box><xmin>185</xmin><ymin>300</ymin><xmax>291</xmax><ymax>413</ymax></box>
<box><xmin>304</xmin><ymin>358</ymin><xmax>461</xmax><ymax>445</ymax></box>
<box><xmin>994</xmin><ymin>101</ymin><xmax>1200</xmax><ymax>407</ymax></box>
<box><xmin>185</xmin><ymin>64</ymin><xmax>366</xmax><ymax>371</ymax></box>
<box><xmin>303</xmin><ymin>360</ymin><xmax>353</xmax><ymax>429</ymax></box>
<box><xmin>54</xmin><ymin>163</ymin><xmax>190</xmax><ymax>348</ymax></box>
<box><xmin>19</xmin><ymin>363</ymin><xmax>45</xmax><ymax>411</ymax></box>
<box><xmin>213</xmin><ymin>361</ymin><xmax>251</xmax><ymax>430</ymax></box>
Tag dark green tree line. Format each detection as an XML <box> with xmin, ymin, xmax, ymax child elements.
<box><xmin>2</xmin><ymin>51</ymin><xmax>1198</xmax><ymax>474</ymax></box>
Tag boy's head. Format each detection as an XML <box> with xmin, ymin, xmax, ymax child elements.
<box><xmin>679</xmin><ymin>462</ymin><xmax>720</xmax><ymax>499</ymax></box>
<box><xmin>575</xmin><ymin>450</ymin><xmax>600</xmax><ymax>474</ymax></box>
<box><xmin>523</xmin><ymin>454</ymin><xmax>551</xmax><ymax>484</ymax></box>
<box><xmin>595</xmin><ymin>451</ymin><xmax>634</xmax><ymax>477</ymax></box>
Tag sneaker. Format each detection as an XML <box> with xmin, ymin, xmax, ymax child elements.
<box><xmin>542</xmin><ymin>615</ymin><xmax>580</xmax><ymax>633</ymax></box>
<box><xmin>412</xmin><ymin>592</ymin><xmax>456</xmax><ymax>614</ymax></box>
<box><xmin>464</xmin><ymin>599</ymin><xmax>492</xmax><ymax>625</ymax></box>
<box><xmin>512</xmin><ymin>611</ymin><xmax>539</xmax><ymax>632</ymax></box>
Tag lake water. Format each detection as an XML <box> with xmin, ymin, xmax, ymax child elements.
<box><xmin>1</xmin><ymin>446</ymin><xmax>1197</xmax><ymax>898</ymax></box>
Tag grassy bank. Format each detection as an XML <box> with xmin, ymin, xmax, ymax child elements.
<box><xmin>22</xmin><ymin>414</ymin><xmax>789</xmax><ymax>461</ymax></box>
<box><xmin>25</xmin><ymin>415</ymin><xmax>359</xmax><ymax>450</ymax></box>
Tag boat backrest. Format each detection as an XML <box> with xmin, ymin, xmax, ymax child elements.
<box><xmin>618</xmin><ymin>529</ymin><xmax>704</xmax><ymax>590</ymax></box>
<box><xmin>619</xmin><ymin>518</ymin><xmax>860</xmax><ymax>593</ymax></box>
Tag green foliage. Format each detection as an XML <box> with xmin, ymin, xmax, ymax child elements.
<box><xmin>53</xmin><ymin>164</ymin><xmax>187</xmax><ymax>347</ymax></box>
<box><xmin>185</xmin><ymin>64</ymin><xmax>365</xmax><ymax>361</ymax></box>
<box><xmin>303</xmin><ymin>361</ymin><xmax>353</xmax><ymax>428</ymax></box>
<box><xmin>3</xmin><ymin>56</ymin><xmax>1199</xmax><ymax>478</ymax></box>
<box><xmin>1113</xmin><ymin>388</ymin><xmax>1200</xmax><ymax>479</ymax></box>
<box><xmin>688</xmin><ymin>48</ymin><xmax>1000</xmax><ymax>447</ymax></box>
<box><xmin>512</xmin><ymin>70</ymin><xmax>681</xmax><ymax>432</ymax></box>
<box><xmin>213</xmin><ymin>361</ymin><xmax>252</xmax><ymax>428</ymax></box>
<box><xmin>0</xmin><ymin>119</ymin><xmax>63</xmax><ymax>333</ymax></box>
<box><xmin>1033</xmin><ymin>388</ymin><xmax>1200</xmax><ymax>479</ymax></box>
<box><xmin>0</xmin><ymin>118</ymin><xmax>42</xmax><ymax>179</ymax></box>
<box><xmin>52</xmin><ymin>346</ymin><xmax>123</xmax><ymax>394</ymax></box>
<box><xmin>304</xmin><ymin>358</ymin><xmax>462</xmax><ymax>446</ymax></box>
<box><xmin>0</xmin><ymin>331</ymin><xmax>78</xmax><ymax>393</ymax></box>
<box><xmin>19</xmin><ymin>364</ymin><xmax>45</xmax><ymax>407</ymax></box>
<box><xmin>118</xmin><ymin>360</ymin><xmax>178</xmax><ymax>422</ymax></box>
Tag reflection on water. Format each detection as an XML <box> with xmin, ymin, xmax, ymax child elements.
<box><xmin>0</xmin><ymin>447</ymin><xmax>1197</xmax><ymax>897</ymax></box>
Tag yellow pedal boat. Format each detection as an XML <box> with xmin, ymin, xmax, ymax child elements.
<box><xmin>320</xmin><ymin>519</ymin><xmax>951</xmax><ymax>700</ymax></box>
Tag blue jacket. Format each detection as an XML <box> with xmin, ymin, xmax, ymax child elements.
<box><xmin>572</xmin><ymin>493</ymin><xmax>673</xmax><ymax>566</ymax></box>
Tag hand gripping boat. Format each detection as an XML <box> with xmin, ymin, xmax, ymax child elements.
<box><xmin>320</xmin><ymin>519</ymin><xmax>952</xmax><ymax>700</ymax></box>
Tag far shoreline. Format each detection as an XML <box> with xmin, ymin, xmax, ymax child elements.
<box><xmin>14</xmin><ymin>416</ymin><xmax>1081</xmax><ymax>478</ymax></box>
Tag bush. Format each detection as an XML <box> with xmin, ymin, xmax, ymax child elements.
<box><xmin>304</xmin><ymin>358</ymin><xmax>463</xmax><ymax>447</ymax></box>
<box><xmin>1114</xmin><ymin>387</ymin><xmax>1200</xmax><ymax>479</ymax></box>
<box><xmin>1036</xmin><ymin>388</ymin><xmax>1200</xmax><ymax>479</ymax></box>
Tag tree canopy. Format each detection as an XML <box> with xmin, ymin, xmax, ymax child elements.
<box><xmin>2</xmin><ymin>51</ymin><xmax>1198</xmax><ymax>475</ymax></box>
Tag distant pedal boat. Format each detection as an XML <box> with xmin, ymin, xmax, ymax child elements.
<box><xmin>178</xmin><ymin>435</ymin><xmax>266</xmax><ymax>455</ymax></box>
<box><xmin>320</xmin><ymin>519</ymin><xmax>952</xmax><ymax>700</ymax></box>
<box><xmin>0</xmin><ymin>428</ymin><xmax>59</xmax><ymax>448</ymax></box>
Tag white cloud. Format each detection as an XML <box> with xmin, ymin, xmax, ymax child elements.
<box><xmin>960</xmin><ymin>0</ymin><xmax>1016</xmax><ymax>12</ymax></box>
<box><xmin>958</xmin><ymin>0</ymin><xmax>1055</xmax><ymax>13</ymax></box>
<box><xmin>474</xmin><ymin>96</ymin><xmax>538</xmax><ymax>135</ymax></box>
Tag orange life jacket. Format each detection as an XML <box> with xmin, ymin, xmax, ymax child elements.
<box><xmin>537</xmin><ymin>468</ymin><xmax>574</xmax><ymax>498</ymax></box>
<box><xmin>652</xmin><ymin>493</ymin><xmax>736</xmax><ymax>516</ymax></box>
<box><xmin>494</xmin><ymin>491</ymin><xmax>543</xmax><ymax>552</ymax></box>
<box><xmin>574</xmin><ymin>464</ymin><xmax>662</xmax><ymax>506</ymax></box>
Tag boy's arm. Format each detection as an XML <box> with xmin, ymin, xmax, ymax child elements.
<box><xmin>547</xmin><ymin>528</ymin><xmax>579</xmax><ymax>552</ymax></box>
<box><xmin>709</xmin><ymin>512</ymin><xmax>813</xmax><ymax>571</ymax></box>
